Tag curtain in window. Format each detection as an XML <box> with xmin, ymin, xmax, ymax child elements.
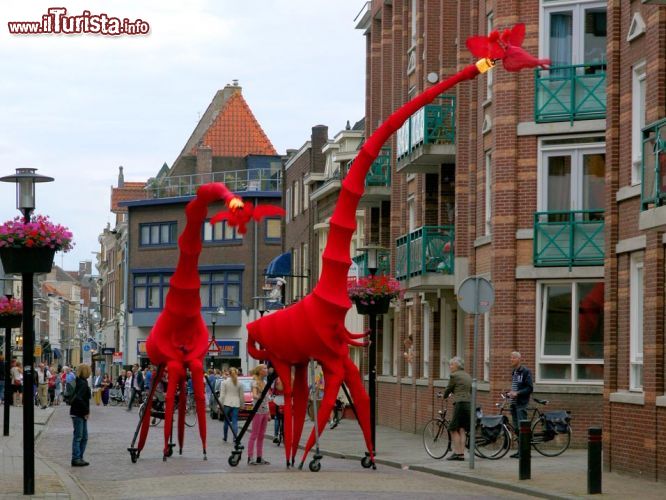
<box><xmin>549</xmin><ymin>12</ymin><xmax>572</xmax><ymax>68</ymax></box>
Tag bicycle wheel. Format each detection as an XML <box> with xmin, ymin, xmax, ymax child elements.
<box><xmin>531</xmin><ymin>418</ymin><xmax>571</xmax><ymax>457</ymax></box>
<box><xmin>184</xmin><ymin>399</ymin><xmax>196</xmax><ymax>427</ymax></box>
<box><xmin>422</xmin><ymin>419</ymin><xmax>451</xmax><ymax>459</ymax></box>
<box><xmin>474</xmin><ymin>424</ymin><xmax>511</xmax><ymax>460</ymax></box>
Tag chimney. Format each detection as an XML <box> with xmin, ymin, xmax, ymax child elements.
<box><xmin>196</xmin><ymin>143</ymin><xmax>213</xmax><ymax>175</ymax></box>
<box><xmin>118</xmin><ymin>166</ymin><xmax>125</xmax><ymax>187</ymax></box>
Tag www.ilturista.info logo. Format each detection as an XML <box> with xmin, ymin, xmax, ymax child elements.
<box><xmin>8</xmin><ymin>8</ymin><xmax>150</xmax><ymax>36</ymax></box>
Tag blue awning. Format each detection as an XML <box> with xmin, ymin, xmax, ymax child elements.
<box><xmin>265</xmin><ymin>252</ymin><xmax>291</xmax><ymax>277</ymax></box>
<box><xmin>53</xmin><ymin>348</ymin><xmax>62</xmax><ymax>359</ymax></box>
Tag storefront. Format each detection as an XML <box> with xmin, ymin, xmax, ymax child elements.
<box><xmin>205</xmin><ymin>340</ymin><xmax>241</xmax><ymax>372</ymax></box>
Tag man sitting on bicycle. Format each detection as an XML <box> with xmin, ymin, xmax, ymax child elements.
<box><xmin>508</xmin><ymin>351</ymin><xmax>533</xmax><ymax>458</ymax></box>
<box><xmin>443</xmin><ymin>356</ymin><xmax>471</xmax><ymax>461</ymax></box>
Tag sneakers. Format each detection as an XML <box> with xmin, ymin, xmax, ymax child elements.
<box><xmin>272</xmin><ymin>437</ymin><xmax>279</xmax><ymax>444</ymax></box>
<box><xmin>254</xmin><ymin>458</ymin><xmax>270</xmax><ymax>465</ymax></box>
<box><xmin>446</xmin><ymin>454</ymin><xmax>465</xmax><ymax>461</ymax></box>
<box><xmin>71</xmin><ymin>459</ymin><xmax>89</xmax><ymax>467</ymax></box>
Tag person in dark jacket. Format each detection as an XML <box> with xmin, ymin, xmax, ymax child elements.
<box><xmin>127</xmin><ymin>364</ymin><xmax>144</xmax><ymax>411</ymax></box>
<box><xmin>508</xmin><ymin>351</ymin><xmax>533</xmax><ymax>458</ymax></box>
<box><xmin>70</xmin><ymin>364</ymin><xmax>92</xmax><ymax>467</ymax></box>
<box><xmin>443</xmin><ymin>356</ymin><xmax>471</xmax><ymax>461</ymax></box>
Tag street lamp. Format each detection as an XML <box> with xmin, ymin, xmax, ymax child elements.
<box><xmin>0</xmin><ymin>167</ymin><xmax>54</xmax><ymax>495</ymax></box>
<box><xmin>357</xmin><ymin>244</ymin><xmax>387</xmax><ymax>455</ymax></box>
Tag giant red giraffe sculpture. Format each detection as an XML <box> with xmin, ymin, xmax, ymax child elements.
<box><xmin>132</xmin><ymin>182</ymin><xmax>283</xmax><ymax>461</ymax></box>
<box><xmin>245</xmin><ymin>23</ymin><xmax>549</xmax><ymax>469</ymax></box>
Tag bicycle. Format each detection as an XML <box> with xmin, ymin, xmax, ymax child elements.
<box><xmin>329</xmin><ymin>397</ymin><xmax>344</xmax><ymax>430</ymax></box>
<box><xmin>108</xmin><ymin>385</ymin><xmax>127</xmax><ymax>406</ymax></box>
<box><xmin>495</xmin><ymin>392</ymin><xmax>572</xmax><ymax>457</ymax></box>
<box><xmin>422</xmin><ymin>392</ymin><xmax>511</xmax><ymax>460</ymax></box>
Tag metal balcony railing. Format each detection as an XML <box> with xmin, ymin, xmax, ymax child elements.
<box><xmin>640</xmin><ymin>118</ymin><xmax>666</xmax><ymax>211</ymax></box>
<box><xmin>395</xmin><ymin>226</ymin><xmax>454</xmax><ymax>280</ymax></box>
<box><xmin>352</xmin><ymin>249</ymin><xmax>391</xmax><ymax>277</ymax></box>
<box><xmin>396</xmin><ymin>95</ymin><xmax>455</xmax><ymax>160</ymax></box>
<box><xmin>365</xmin><ymin>148</ymin><xmax>391</xmax><ymax>187</ymax></box>
<box><xmin>533</xmin><ymin>210</ymin><xmax>604</xmax><ymax>267</ymax></box>
<box><xmin>146</xmin><ymin>169</ymin><xmax>282</xmax><ymax>199</ymax></box>
<box><xmin>534</xmin><ymin>63</ymin><xmax>606</xmax><ymax>123</ymax></box>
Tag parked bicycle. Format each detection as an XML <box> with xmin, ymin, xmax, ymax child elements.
<box><xmin>422</xmin><ymin>392</ymin><xmax>511</xmax><ymax>460</ymax></box>
<box><xmin>329</xmin><ymin>397</ymin><xmax>345</xmax><ymax>430</ymax></box>
<box><xmin>108</xmin><ymin>384</ymin><xmax>127</xmax><ymax>406</ymax></box>
<box><xmin>495</xmin><ymin>392</ymin><xmax>572</xmax><ymax>457</ymax></box>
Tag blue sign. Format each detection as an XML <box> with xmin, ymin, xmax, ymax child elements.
<box><xmin>83</xmin><ymin>343</ymin><xmax>91</xmax><ymax>352</ymax></box>
<box><xmin>214</xmin><ymin>340</ymin><xmax>239</xmax><ymax>358</ymax></box>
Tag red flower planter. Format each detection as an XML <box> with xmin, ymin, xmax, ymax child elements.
<box><xmin>0</xmin><ymin>247</ymin><xmax>56</xmax><ymax>274</ymax></box>
<box><xmin>353</xmin><ymin>296</ymin><xmax>392</xmax><ymax>315</ymax></box>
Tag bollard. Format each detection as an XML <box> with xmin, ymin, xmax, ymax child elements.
<box><xmin>519</xmin><ymin>420</ymin><xmax>531</xmax><ymax>480</ymax></box>
<box><xmin>588</xmin><ymin>427</ymin><xmax>602</xmax><ymax>494</ymax></box>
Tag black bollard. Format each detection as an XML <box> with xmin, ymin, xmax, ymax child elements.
<box><xmin>587</xmin><ymin>427</ymin><xmax>602</xmax><ymax>494</ymax></box>
<box><xmin>519</xmin><ymin>420</ymin><xmax>531</xmax><ymax>480</ymax></box>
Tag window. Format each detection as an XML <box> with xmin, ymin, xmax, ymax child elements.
<box><xmin>382</xmin><ymin>316</ymin><xmax>395</xmax><ymax>376</ymax></box>
<box><xmin>203</xmin><ymin>220</ymin><xmax>242</xmax><ymax>243</ymax></box>
<box><xmin>265</xmin><ymin>218</ymin><xmax>281</xmax><ymax>243</ymax></box>
<box><xmin>317</xmin><ymin>228</ymin><xmax>328</xmax><ymax>279</ymax></box>
<box><xmin>485</xmin><ymin>151</ymin><xmax>492</xmax><ymax>235</ymax></box>
<box><xmin>199</xmin><ymin>270</ymin><xmax>242</xmax><ymax>310</ymax></box>
<box><xmin>422</xmin><ymin>301</ymin><xmax>430</xmax><ymax>378</ymax></box>
<box><xmin>541</xmin><ymin>1</ymin><xmax>606</xmax><ymax>67</ymax></box>
<box><xmin>301</xmin><ymin>242</ymin><xmax>309</xmax><ymax>295</ymax></box>
<box><xmin>303</xmin><ymin>182</ymin><xmax>309</xmax><ymax>211</ymax></box>
<box><xmin>139</xmin><ymin>222</ymin><xmax>177</xmax><ymax>247</ymax></box>
<box><xmin>292</xmin><ymin>246</ymin><xmax>300</xmax><ymax>300</ymax></box>
<box><xmin>632</xmin><ymin>61</ymin><xmax>646</xmax><ymax>185</ymax></box>
<box><xmin>439</xmin><ymin>298</ymin><xmax>454</xmax><ymax>379</ymax></box>
<box><xmin>483</xmin><ymin>312</ymin><xmax>491</xmax><ymax>381</ymax></box>
<box><xmin>540</xmin><ymin>138</ymin><xmax>605</xmax><ymax>216</ymax></box>
<box><xmin>408</xmin><ymin>197</ymin><xmax>416</xmax><ymax>232</ymax></box>
<box><xmin>486</xmin><ymin>12</ymin><xmax>494</xmax><ymax>101</ymax></box>
<box><xmin>630</xmin><ymin>254</ymin><xmax>644</xmax><ymax>391</ymax></box>
<box><xmin>133</xmin><ymin>273</ymin><xmax>172</xmax><ymax>310</ymax></box>
<box><xmin>538</xmin><ymin>281</ymin><xmax>604</xmax><ymax>382</ymax></box>
<box><xmin>285</xmin><ymin>187</ymin><xmax>291</xmax><ymax>221</ymax></box>
<box><xmin>292</xmin><ymin>180</ymin><xmax>300</xmax><ymax>217</ymax></box>
<box><xmin>410</xmin><ymin>0</ymin><xmax>417</xmax><ymax>47</ymax></box>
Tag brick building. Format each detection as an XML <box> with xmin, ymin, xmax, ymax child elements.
<box><xmin>353</xmin><ymin>0</ymin><xmax>666</xmax><ymax>479</ymax></box>
<box><xmin>116</xmin><ymin>83</ymin><xmax>283</xmax><ymax>373</ymax></box>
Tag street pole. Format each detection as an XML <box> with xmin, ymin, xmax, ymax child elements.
<box><xmin>469</xmin><ymin>277</ymin><xmax>479</xmax><ymax>470</ymax></box>
<box><xmin>3</xmin><ymin>326</ymin><xmax>11</xmax><ymax>436</ymax></box>
<box><xmin>22</xmin><ymin>264</ymin><xmax>35</xmax><ymax>495</ymax></box>
<box><xmin>368</xmin><ymin>310</ymin><xmax>377</xmax><ymax>454</ymax></box>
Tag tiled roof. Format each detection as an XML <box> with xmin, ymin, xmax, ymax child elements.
<box><xmin>191</xmin><ymin>92</ymin><xmax>276</xmax><ymax>157</ymax></box>
<box><xmin>111</xmin><ymin>182</ymin><xmax>146</xmax><ymax>213</ymax></box>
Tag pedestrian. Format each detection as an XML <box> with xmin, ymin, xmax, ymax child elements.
<box><xmin>144</xmin><ymin>366</ymin><xmax>153</xmax><ymax>393</ymax></box>
<box><xmin>11</xmin><ymin>360</ymin><xmax>23</xmax><ymax>406</ymax></box>
<box><xmin>271</xmin><ymin>375</ymin><xmax>284</xmax><ymax>443</ymax></box>
<box><xmin>70</xmin><ymin>363</ymin><xmax>91</xmax><ymax>467</ymax></box>
<box><xmin>247</xmin><ymin>364</ymin><xmax>270</xmax><ymax>465</ymax></box>
<box><xmin>36</xmin><ymin>362</ymin><xmax>51</xmax><ymax>409</ymax></box>
<box><xmin>508</xmin><ymin>351</ymin><xmax>533</xmax><ymax>459</ymax></box>
<box><xmin>127</xmin><ymin>364</ymin><xmax>144</xmax><ymax>410</ymax></box>
<box><xmin>47</xmin><ymin>366</ymin><xmax>57</xmax><ymax>406</ymax></box>
<box><xmin>54</xmin><ymin>367</ymin><xmax>62</xmax><ymax>405</ymax></box>
<box><xmin>443</xmin><ymin>356</ymin><xmax>471</xmax><ymax>461</ymax></box>
<box><xmin>123</xmin><ymin>369</ymin><xmax>133</xmax><ymax>404</ymax></box>
<box><xmin>92</xmin><ymin>369</ymin><xmax>103</xmax><ymax>406</ymax></box>
<box><xmin>101</xmin><ymin>373</ymin><xmax>111</xmax><ymax>406</ymax></box>
<box><xmin>219</xmin><ymin>367</ymin><xmax>244</xmax><ymax>442</ymax></box>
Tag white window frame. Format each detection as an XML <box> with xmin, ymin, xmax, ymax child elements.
<box><xmin>439</xmin><ymin>297</ymin><xmax>453</xmax><ymax>379</ymax></box>
<box><xmin>422</xmin><ymin>301</ymin><xmax>430</xmax><ymax>378</ymax></box>
<box><xmin>382</xmin><ymin>314</ymin><xmax>395</xmax><ymax>376</ymax></box>
<box><xmin>631</xmin><ymin>61</ymin><xmax>647</xmax><ymax>185</ymax></box>
<box><xmin>408</xmin><ymin>196</ymin><xmax>416</xmax><ymax>233</ymax></box>
<box><xmin>292</xmin><ymin>180</ymin><xmax>300</xmax><ymax>217</ymax></box>
<box><xmin>292</xmin><ymin>246</ymin><xmax>300</xmax><ymax>300</ymax></box>
<box><xmin>407</xmin><ymin>306</ymin><xmax>414</xmax><ymax>378</ymax></box>
<box><xmin>485</xmin><ymin>151</ymin><xmax>492</xmax><ymax>235</ymax></box>
<box><xmin>285</xmin><ymin>187</ymin><xmax>291</xmax><ymax>221</ymax></box>
<box><xmin>303</xmin><ymin>181</ymin><xmax>309</xmax><ymax>211</ymax></box>
<box><xmin>410</xmin><ymin>0</ymin><xmax>418</xmax><ymax>47</ymax></box>
<box><xmin>539</xmin><ymin>1</ymin><xmax>607</xmax><ymax>64</ymax></box>
<box><xmin>537</xmin><ymin>136</ymin><xmax>606</xmax><ymax>212</ymax></box>
<box><xmin>536</xmin><ymin>280</ymin><xmax>604</xmax><ymax>384</ymax></box>
<box><xmin>483</xmin><ymin>312</ymin><xmax>491</xmax><ymax>381</ymax></box>
<box><xmin>629</xmin><ymin>254</ymin><xmax>644</xmax><ymax>392</ymax></box>
<box><xmin>302</xmin><ymin>242</ymin><xmax>309</xmax><ymax>296</ymax></box>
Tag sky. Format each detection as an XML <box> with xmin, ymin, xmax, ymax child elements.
<box><xmin>0</xmin><ymin>0</ymin><xmax>367</xmax><ymax>270</ymax></box>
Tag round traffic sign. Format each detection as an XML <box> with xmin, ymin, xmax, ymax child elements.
<box><xmin>457</xmin><ymin>277</ymin><xmax>494</xmax><ymax>314</ymax></box>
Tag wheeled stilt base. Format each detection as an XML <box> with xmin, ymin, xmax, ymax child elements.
<box><xmin>361</xmin><ymin>451</ymin><xmax>376</xmax><ymax>469</ymax></box>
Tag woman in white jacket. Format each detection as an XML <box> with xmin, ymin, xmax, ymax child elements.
<box><xmin>220</xmin><ymin>368</ymin><xmax>244</xmax><ymax>442</ymax></box>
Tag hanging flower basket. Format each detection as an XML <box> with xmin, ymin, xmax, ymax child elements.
<box><xmin>348</xmin><ymin>275</ymin><xmax>402</xmax><ymax>316</ymax></box>
<box><xmin>353</xmin><ymin>295</ymin><xmax>392</xmax><ymax>315</ymax></box>
<box><xmin>0</xmin><ymin>297</ymin><xmax>23</xmax><ymax>328</ymax></box>
<box><xmin>0</xmin><ymin>215</ymin><xmax>73</xmax><ymax>274</ymax></box>
<box><xmin>0</xmin><ymin>314</ymin><xmax>22</xmax><ymax>329</ymax></box>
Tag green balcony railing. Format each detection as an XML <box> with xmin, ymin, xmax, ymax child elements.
<box><xmin>146</xmin><ymin>168</ymin><xmax>282</xmax><ymax>199</ymax></box>
<box><xmin>533</xmin><ymin>210</ymin><xmax>604</xmax><ymax>267</ymax></box>
<box><xmin>395</xmin><ymin>226</ymin><xmax>454</xmax><ymax>280</ymax></box>
<box><xmin>352</xmin><ymin>249</ymin><xmax>391</xmax><ymax>277</ymax></box>
<box><xmin>396</xmin><ymin>95</ymin><xmax>455</xmax><ymax>160</ymax></box>
<box><xmin>365</xmin><ymin>148</ymin><xmax>391</xmax><ymax>187</ymax></box>
<box><xmin>640</xmin><ymin>118</ymin><xmax>666</xmax><ymax>211</ymax></box>
<box><xmin>534</xmin><ymin>63</ymin><xmax>606</xmax><ymax>123</ymax></box>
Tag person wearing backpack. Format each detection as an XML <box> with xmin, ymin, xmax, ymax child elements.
<box><xmin>508</xmin><ymin>351</ymin><xmax>533</xmax><ymax>458</ymax></box>
<box><xmin>63</xmin><ymin>366</ymin><xmax>77</xmax><ymax>405</ymax></box>
<box><xmin>70</xmin><ymin>364</ymin><xmax>92</xmax><ymax>467</ymax></box>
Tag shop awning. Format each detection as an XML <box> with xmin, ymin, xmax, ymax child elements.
<box><xmin>265</xmin><ymin>252</ymin><xmax>291</xmax><ymax>277</ymax></box>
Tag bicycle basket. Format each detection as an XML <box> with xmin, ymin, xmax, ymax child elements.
<box><xmin>480</xmin><ymin>415</ymin><xmax>505</xmax><ymax>442</ymax></box>
<box><xmin>544</xmin><ymin>410</ymin><xmax>571</xmax><ymax>434</ymax></box>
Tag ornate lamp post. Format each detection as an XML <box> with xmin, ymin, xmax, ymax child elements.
<box><xmin>0</xmin><ymin>168</ymin><xmax>54</xmax><ymax>495</ymax></box>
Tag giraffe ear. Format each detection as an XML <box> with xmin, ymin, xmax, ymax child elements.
<box><xmin>466</xmin><ymin>36</ymin><xmax>490</xmax><ymax>58</ymax></box>
<box><xmin>508</xmin><ymin>23</ymin><xmax>525</xmax><ymax>47</ymax></box>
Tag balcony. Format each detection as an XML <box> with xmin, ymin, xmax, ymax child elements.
<box><xmin>361</xmin><ymin>148</ymin><xmax>391</xmax><ymax>205</ymax></box>
<box><xmin>396</xmin><ymin>226</ymin><xmax>454</xmax><ymax>290</ymax></box>
<box><xmin>533</xmin><ymin>210</ymin><xmax>604</xmax><ymax>267</ymax></box>
<box><xmin>352</xmin><ymin>249</ymin><xmax>391</xmax><ymax>277</ymax></box>
<box><xmin>534</xmin><ymin>63</ymin><xmax>606</xmax><ymax>123</ymax></box>
<box><xmin>146</xmin><ymin>168</ymin><xmax>281</xmax><ymax>199</ymax></box>
<box><xmin>640</xmin><ymin>118</ymin><xmax>666</xmax><ymax>211</ymax></box>
<box><xmin>396</xmin><ymin>95</ymin><xmax>455</xmax><ymax>174</ymax></box>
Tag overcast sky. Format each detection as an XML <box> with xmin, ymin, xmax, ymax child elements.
<box><xmin>0</xmin><ymin>0</ymin><xmax>366</xmax><ymax>270</ymax></box>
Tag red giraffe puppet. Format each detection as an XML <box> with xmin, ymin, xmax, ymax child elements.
<box><xmin>139</xmin><ymin>182</ymin><xmax>283</xmax><ymax>461</ymax></box>
<box><xmin>245</xmin><ymin>23</ymin><xmax>550</xmax><ymax>469</ymax></box>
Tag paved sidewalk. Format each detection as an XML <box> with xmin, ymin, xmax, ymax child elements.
<box><xmin>0</xmin><ymin>405</ymin><xmax>73</xmax><ymax>499</ymax></box>
<box><xmin>292</xmin><ymin>418</ymin><xmax>664</xmax><ymax>499</ymax></box>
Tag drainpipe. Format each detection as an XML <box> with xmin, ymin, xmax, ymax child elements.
<box><xmin>250</xmin><ymin>206</ymin><xmax>258</xmax><ymax>372</ymax></box>
<box><xmin>122</xmin><ymin>223</ymin><xmax>130</xmax><ymax>366</ymax></box>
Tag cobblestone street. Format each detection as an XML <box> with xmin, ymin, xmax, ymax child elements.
<box><xmin>34</xmin><ymin>404</ymin><xmax>528</xmax><ymax>499</ymax></box>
